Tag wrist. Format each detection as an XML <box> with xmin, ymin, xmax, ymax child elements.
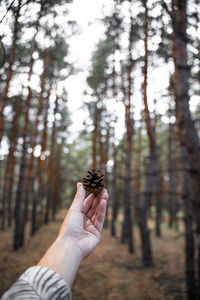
<box><xmin>56</xmin><ymin>235</ymin><xmax>84</xmax><ymax>260</ymax></box>
<box><xmin>38</xmin><ymin>237</ymin><xmax>82</xmax><ymax>287</ymax></box>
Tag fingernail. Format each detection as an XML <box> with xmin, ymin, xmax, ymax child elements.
<box><xmin>77</xmin><ymin>182</ymin><xmax>82</xmax><ymax>189</ymax></box>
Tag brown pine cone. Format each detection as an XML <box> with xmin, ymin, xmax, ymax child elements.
<box><xmin>82</xmin><ymin>169</ymin><xmax>104</xmax><ymax>195</ymax></box>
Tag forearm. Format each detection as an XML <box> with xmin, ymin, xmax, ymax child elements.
<box><xmin>37</xmin><ymin>237</ymin><xmax>82</xmax><ymax>287</ymax></box>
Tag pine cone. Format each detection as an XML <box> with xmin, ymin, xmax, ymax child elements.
<box><xmin>82</xmin><ymin>169</ymin><xmax>104</xmax><ymax>195</ymax></box>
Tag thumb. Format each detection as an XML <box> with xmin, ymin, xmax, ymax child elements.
<box><xmin>70</xmin><ymin>182</ymin><xmax>86</xmax><ymax>211</ymax></box>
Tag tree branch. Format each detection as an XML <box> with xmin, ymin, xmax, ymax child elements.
<box><xmin>161</xmin><ymin>0</ymin><xmax>173</xmax><ymax>20</ymax></box>
<box><xmin>0</xmin><ymin>38</ymin><xmax>6</xmax><ymax>68</ymax></box>
<box><xmin>0</xmin><ymin>0</ymin><xmax>16</xmax><ymax>24</ymax></box>
<box><xmin>0</xmin><ymin>0</ymin><xmax>31</xmax><ymax>24</ymax></box>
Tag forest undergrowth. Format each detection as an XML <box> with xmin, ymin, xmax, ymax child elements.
<box><xmin>0</xmin><ymin>209</ymin><xmax>186</xmax><ymax>300</ymax></box>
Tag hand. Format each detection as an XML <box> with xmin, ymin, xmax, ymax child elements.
<box><xmin>38</xmin><ymin>182</ymin><xmax>109</xmax><ymax>287</ymax></box>
<box><xmin>59</xmin><ymin>182</ymin><xmax>109</xmax><ymax>259</ymax></box>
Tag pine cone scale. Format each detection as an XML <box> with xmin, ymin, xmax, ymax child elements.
<box><xmin>82</xmin><ymin>169</ymin><xmax>105</xmax><ymax>195</ymax></box>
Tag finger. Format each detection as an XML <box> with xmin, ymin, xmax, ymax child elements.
<box><xmin>85</xmin><ymin>218</ymin><xmax>92</xmax><ymax>227</ymax></box>
<box><xmin>91</xmin><ymin>190</ymin><xmax>109</xmax><ymax>223</ymax></box>
<box><xmin>94</xmin><ymin>199</ymin><xmax>107</xmax><ymax>233</ymax></box>
<box><xmin>86</xmin><ymin>196</ymin><xmax>99</xmax><ymax>219</ymax></box>
<box><xmin>70</xmin><ymin>182</ymin><xmax>86</xmax><ymax>211</ymax></box>
<box><xmin>86</xmin><ymin>223</ymin><xmax>100</xmax><ymax>239</ymax></box>
<box><xmin>91</xmin><ymin>201</ymin><xmax>101</xmax><ymax>223</ymax></box>
<box><xmin>82</xmin><ymin>193</ymin><xmax>95</xmax><ymax>214</ymax></box>
<box><xmin>100</xmin><ymin>189</ymin><xmax>109</xmax><ymax>204</ymax></box>
<box><xmin>87</xmin><ymin>189</ymin><xmax>109</xmax><ymax>219</ymax></box>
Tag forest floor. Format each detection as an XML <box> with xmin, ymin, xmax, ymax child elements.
<box><xmin>0</xmin><ymin>209</ymin><xmax>186</xmax><ymax>300</ymax></box>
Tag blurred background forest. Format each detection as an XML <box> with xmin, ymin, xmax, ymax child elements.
<box><xmin>0</xmin><ymin>0</ymin><xmax>200</xmax><ymax>299</ymax></box>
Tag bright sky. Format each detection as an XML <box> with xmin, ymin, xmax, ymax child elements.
<box><xmin>64</xmin><ymin>0</ymin><xmax>114</xmax><ymax>141</ymax></box>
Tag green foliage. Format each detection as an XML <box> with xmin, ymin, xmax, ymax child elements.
<box><xmin>87</xmin><ymin>38</ymin><xmax>112</xmax><ymax>95</ymax></box>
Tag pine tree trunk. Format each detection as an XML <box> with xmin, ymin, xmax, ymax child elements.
<box><xmin>111</xmin><ymin>48</ymin><xmax>117</xmax><ymax>236</ymax></box>
<box><xmin>121</xmin><ymin>114</ymin><xmax>134</xmax><ymax>253</ymax></box>
<box><xmin>13</xmin><ymin>15</ymin><xmax>42</xmax><ymax>250</ymax></box>
<box><xmin>19</xmin><ymin>50</ymin><xmax>50</xmax><ymax>247</ymax></box>
<box><xmin>103</xmin><ymin>126</ymin><xmax>110</xmax><ymax>229</ymax></box>
<box><xmin>133</xmin><ymin>123</ymin><xmax>142</xmax><ymax>224</ymax></box>
<box><xmin>92</xmin><ymin>104</ymin><xmax>98</xmax><ymax>170</ymax></box>
<box><xmin>182</xmin><ymin>146</ymin><xmax>196</xmax><ymax>300</ymax></box>
<box><xmin>155</xmin><ymin>156</ymin><xmax>162</xmax><ymax>237</ymax></box>
<box><xmin>52</xmin><ymin>142</ymin><xmax>62</xmax><ymax>221</ymax></box>
<box><xmin>139</xmin><ymin>147</ymin><xmax>156</xmax><ymax>266</ymax></box>
<box><xmin>0</xmin><ymin>0</ymin><xmax>21</xmax><ymax>143</ymax></box>
<box><xmin>1</xmin><ymin>100</ymin><xmax>20</xmax><ymax>230</ymax></box>
<box><xmin>142</xmin><ymin>0</ymin><xmax>162</xmax><ymax>238</ymax></box>
<box><xmin>170</xmin><ymin>0</ymin><xmax>200</xmax><ymax>293</ymax></box>
<box><xmin>44</xmin><ymin>95</ymin><xmax>58</xmax><ymax>224</ymax></box>
<box><xmin>111</xmin><ymin>142</ymin><xmax>117</xmax><ymax>236</ymax></box>
<box><xmin>13</xmin><ymin>49</ymin><xmax>49</xmax><ymax>250</ymax></box>
<box><xmin>13</xmin><ymin>97</ymin><xmax>30</xmax><ymax>250</ymax></box>
<box><xmin>167</xmin><ymin>109</ymin><xmax>178</xmax><ymax>228</ymax></box>
<box><xmin>121</xmin><ymin>9</ymin><xmax>134</xmax><ymax>253</ymax></box>
<box><xmin>138</xmin><ymin>0</ymin><xmax>154</xmax><ymax>266</ymax></box>
<box><xmin>31</xmin><ymin>80</ymin><xmax>52</xmax><ymax>235</ymax></box>
<box><xmin>99</xmin><ymin>117</ymin><xmax>104</xmax><ymax>171</ymax></box>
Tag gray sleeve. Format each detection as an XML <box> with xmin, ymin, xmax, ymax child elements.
<box><xmin>1</xmin><ymin>266</ymin><xmax>72</xmax><ymax>300</ymax></box>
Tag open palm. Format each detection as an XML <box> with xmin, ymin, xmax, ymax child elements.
<box><xmin>59</xmin><ymin>183</ymin><xmax>109</xmax><ymax>259</ymax></box>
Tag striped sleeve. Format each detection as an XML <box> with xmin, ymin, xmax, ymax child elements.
<box><xmin>1</xmin><ymin>266</ymin><xmax>72</xmax><ymax>300</ymax></box>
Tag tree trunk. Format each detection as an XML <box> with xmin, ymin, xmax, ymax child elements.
<box><xmin>111</xmin><ymin>141</ymin><xmax>118</xmax><ymax>236</ymax></box>
<box><xmin>52</xmin><ymin>142</ymin><xmax>62</xmax><ymax>221</ymax></box>
<box><xmin>1</xmin><ymin>100</ymin><xmax>20</xmax><ymax>230</ymax></box>
<box><xmin>121</xmin><ymin>108</ymin><xmax>134</xmax><ymax>253</ymax></box>
<box><xmin>170</xmin><ymin>0</ymin><xmax>200</xmax><ymax>292</ymax></box>
<box><xmin>133</xmin><ymin>122</ymin><xmax>142</xmax><ymax>224</ymax></box>
<box><xmin>44</xmin><ymin>94</ymin><xmax>58</xmax><ymax>224</ymax></box>
<box><xmin>121</xmin><ymin>7</ymin><xmax>134</xmax><ymax>253</ymax></box>
<box><xmin>167</xmin><ymin>108</ymin><xmax>178</xmax><ymax>228</ymax></box>
<box><xmin>182</xmin><ymin>145</ymin><xmax>196</xmax><ymax>300</ymax></box>
<box><xmin>138</xmin><ymin>0</ymin><xmax>153</xmax><ymax>266</ymax></box>
<box><xmin>0</xmin><ymin>0</ymin><xmax>21</xmax><ymax>143</ymax></box>
<box><xmin>13</xmin><ymin>49</ymin><xmax>49</xmax><ymax>250</ymax></box>
<box><xmin>31</xmin><ymin>80</ymin><xmax>52</xmax><ymax>235</ymax></box>
<box><xmin>19</xmin><ymin>50</ymin><xmax>50</xmax><ymax>247</ymax></box>
<box><xmin>155</xmin><ymin>149</ymin><xmax>163</xmax><ymax>237</ymax></box>
<box><xmin>139</xmin><ymin>148</ymin><xmax>155</xmax><ymax>266</ymax></box>
<box><xmin>143</xmin><ymin>0</ymin><xmax>162</xmax><ymax>238</ymax></box>
<box><xmin>111</xmin><ymin>46</ymin><xmax>118</xmax><ymax>236</ymax></box>
<box><xmin>92</xmin><ymin>104</ymin><xmax>98</xmax><ymax>170</ymax></box>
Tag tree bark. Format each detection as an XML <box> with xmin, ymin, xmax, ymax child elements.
<box><xmin>31</xmin><ymin>80</ymin><xmax>52</xmax><ymax>235</ymax></box>
<box><xmin>169</xmin><ymin>0</ymin><xmax>200</xmax><ymax>292</ymax></box>
<box><xmin>111</xmin><ymin>45</ymin><xmax>118</xmax><ymax>236</ymax></box>
<box><xmin>13</xmin><ymin>48</ymin><xmax>50</xmax><ymax>250</ymax></box>
<box><xmin>19</xmin><ymin>49</ymin><xmax>50</xmax><ymax>247</ymax></box>
<box><xmin>167</xmin><ymin>108</ymin><xmax>179</xmax><ymax>229</ymax></box>
<box><xmin>1</xmin><ymin>100</ymin><xmax>20</xmax><ymax>230</ymax></box>
<box><xmin>92</xmin><ymin>104</ymin><xmax>98</xmax><ymax>170</ymax></box>
<box><xmin>121</xmin><ymin>9</ymin><xmax>134</xmax><ymax>253</ymax></box>
<box><xmin>13</xmin><ymin>31</ymin><xmax>39</xmax><ymax>250</ymax></box>
<box><xmin>182</xmin><ymin>145</ymin><xmax>196</xmax><ymax>300</ymax></box>
<box><xmin>44</xmin><ymin>94</ymin><xmax>58</xmax><ymax>224</ymax></box>
<box><xmin>52</xmin><ymin>141</ymin><xmax>62</xmax><ymax>221</ymax></box>
<box><xmin>111</xmin><ymin>141</ymin><xmax>118</xmax><ymax>236</ymax></box>
<box><xmin>103</xmin><ymin>125</ymin><xmax>110</xmax><ymax>229</ymax></box>
<box><xmin>133</xmin><ymin>123</ymin><xmax>142</xmax><ymax>225</ymax></box>
<box><xmin>121</xmin><ymin>106</ymin><xmax>134</xmax><ymax>253</ymax></box>
<box><xmin>0</xmin><ymin>0</ymin><xmax>21</xmax><ymax>143</ymax></box>
<box><xmin>138</xmin><ymin>0</ymin><xmax>154</xmax><ymax>266</ymax></box>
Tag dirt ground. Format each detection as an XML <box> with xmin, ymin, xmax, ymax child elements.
<box><xmin>0</xmin><ymin>210</ymin><xmax>186</xmax><ymax>300</ymax></box>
